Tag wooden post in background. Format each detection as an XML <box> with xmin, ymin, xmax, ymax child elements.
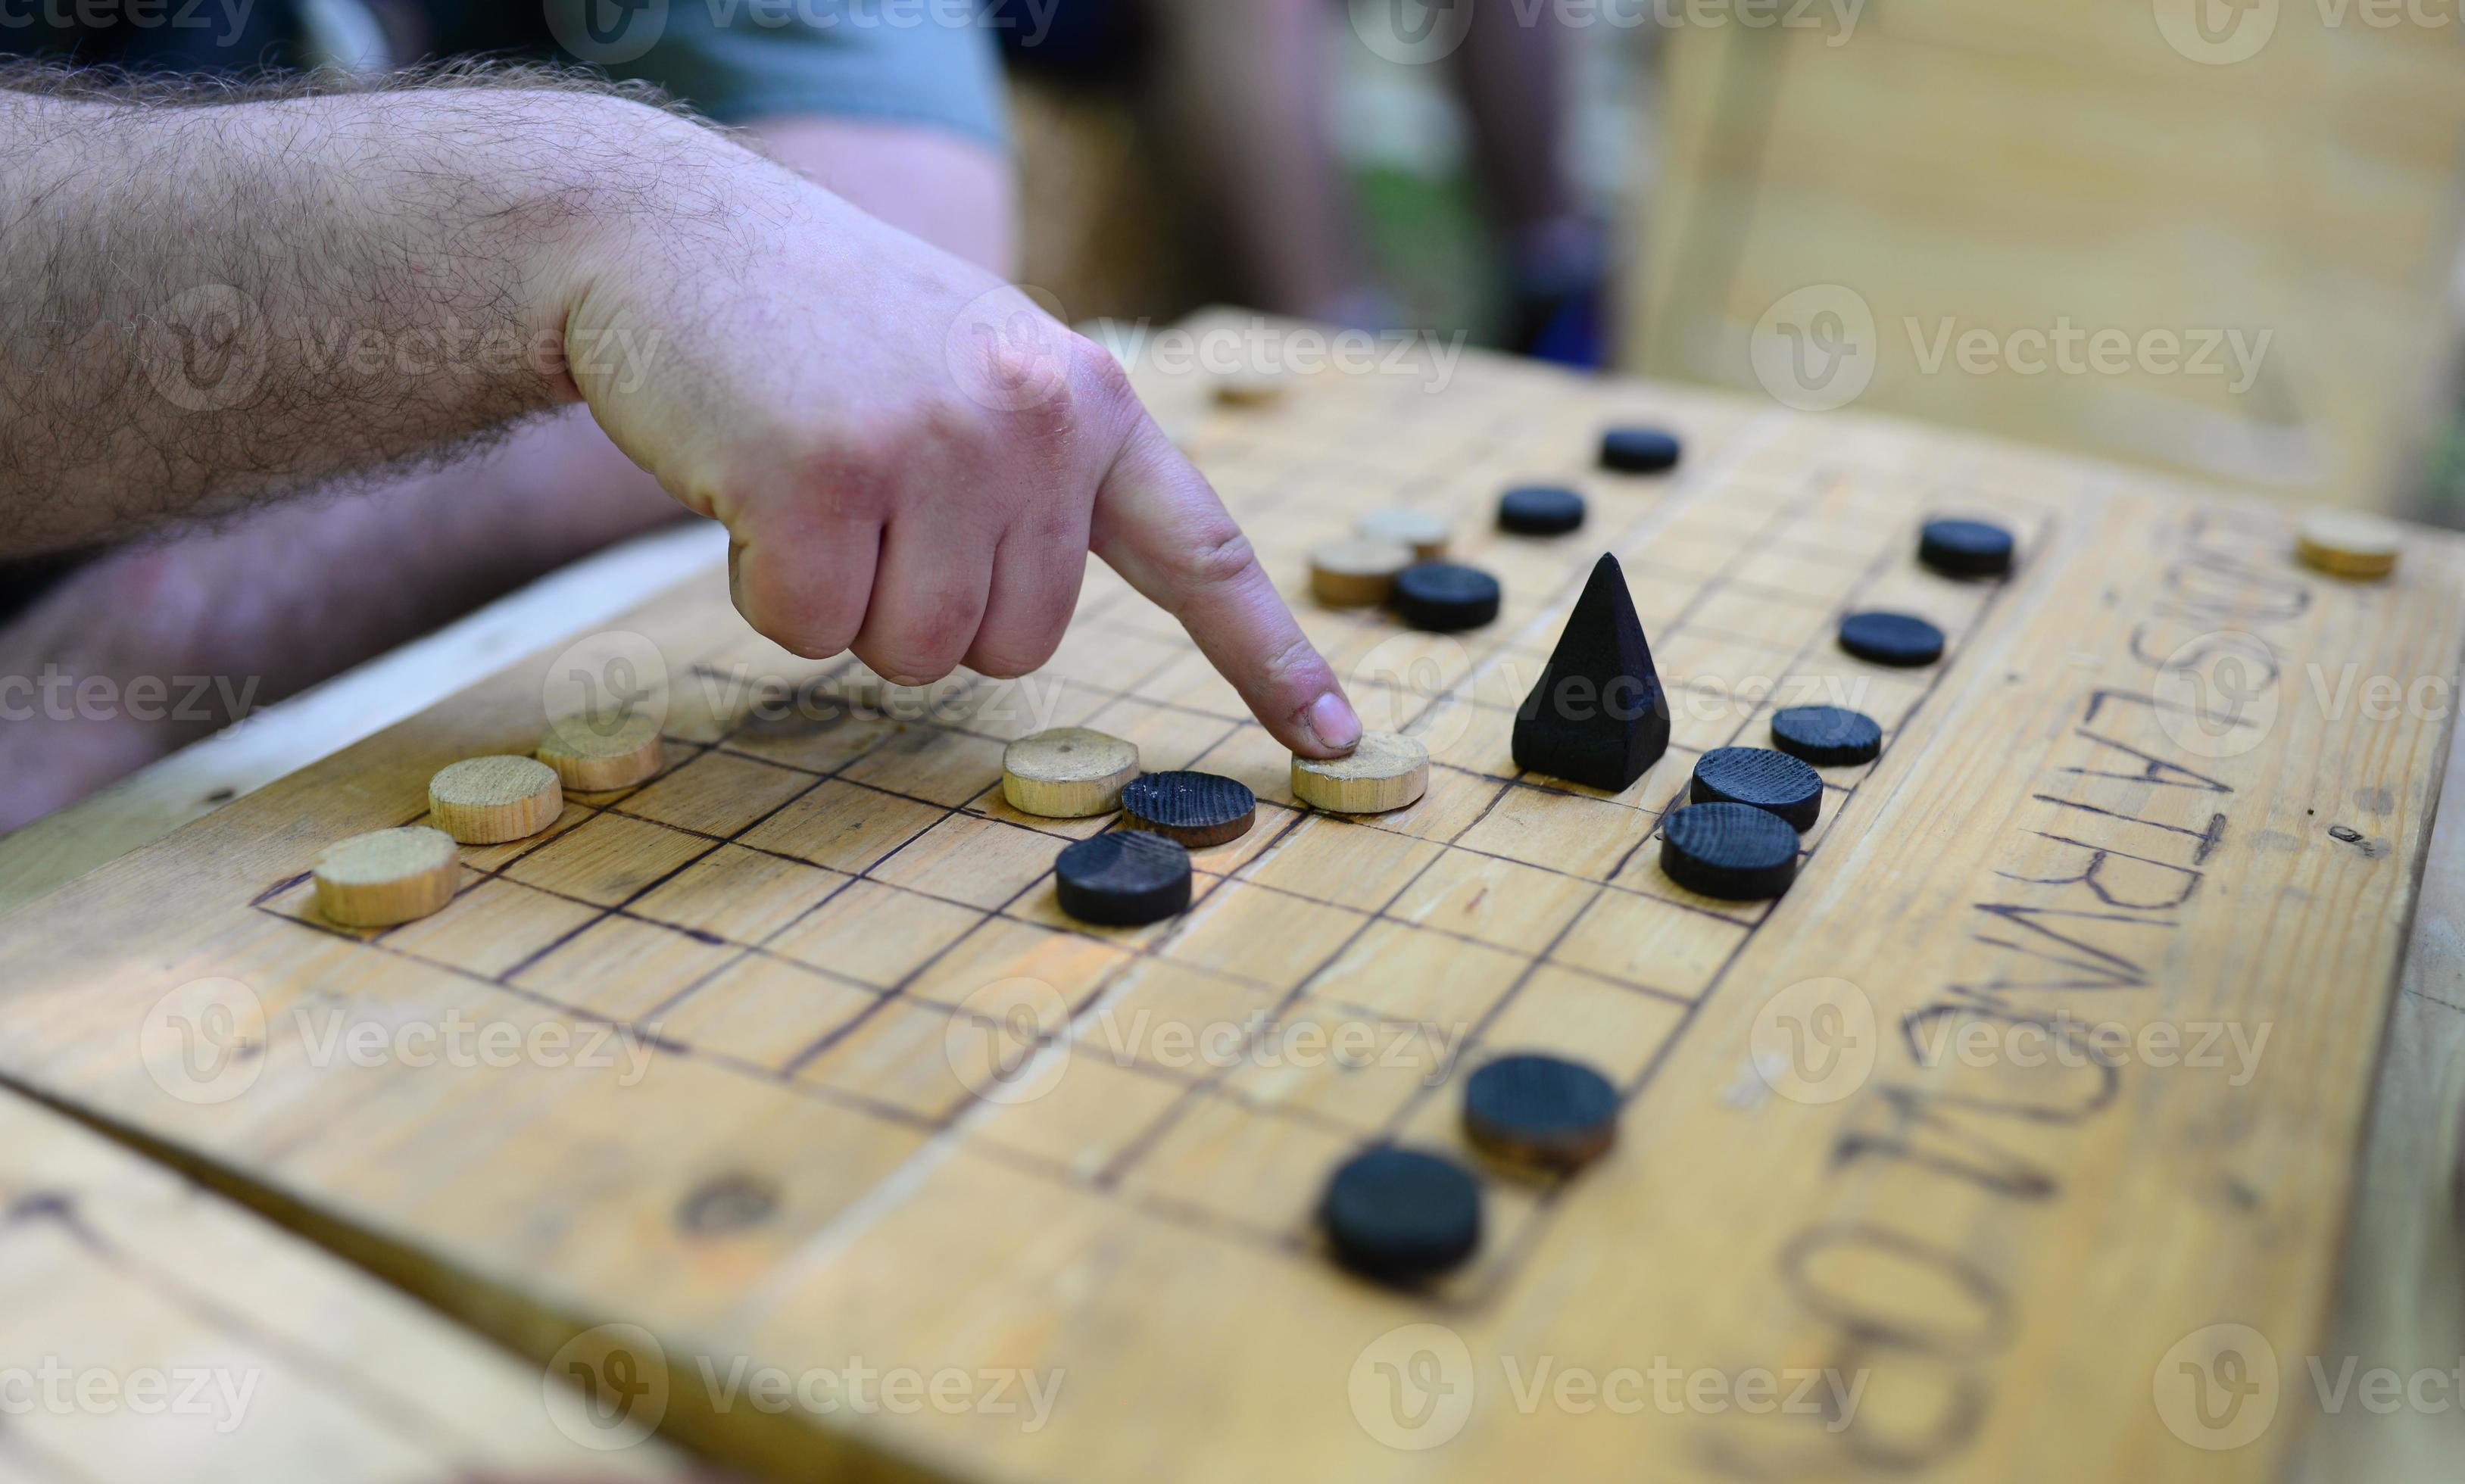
<box><xmin>1631</xmin><ymin>1</ymin><xmax>2465</xmax><ymax>515</ymax></box>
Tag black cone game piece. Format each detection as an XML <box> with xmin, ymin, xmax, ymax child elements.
<box><xmin>1601</xmin><ymin>426</ymin><xmax>1681</xmax><ymax>474</ymax></box>
<box><xmin>1499</xmin><ymin>485</ymin><xmax>1587</xmax><ymax>536</ymax></box>
<box><xmin>1839</xmin><ymin>611</ymin><xmax>1945</xmax><ymax>668</ymax></box>
<box><xmin>1661</xmin><ymin>802</ymin><xmax>1799</xmax><ymax>900</ymax></box>
<box><xmin>1918</xmin><ymin>518</ymin><xmax>2015</xmax><ymax>578</ymax></box>
<box><xmin>1770</xmin><ymin>706</ymin><xmax>1883</xmax><ymax>768</ymax></box>
<box><xmin>1393</xmin><ymin>563</ymin><xmax>1501</xmax><ymax>633</ymax></box>
<box><xmin>1512</xmin><ymin>554</ymin><xmax>1670</xmax><ymax>792</ymax></box>
<box><xmin>1319</xmin><ymin>1147</ymin><xmax>1481</xmax><ymax>1283</ymax></box>
<box><xmin>1122</xmin><ymin>771</ymin><xmax>1256</xmax><ymax>850</ymax></box>
<box><xmin>1055</xmin><ymin>832</ymin><xmax>1191</xmax><ymax>926</ymax></box>
<box><xmin>1463</xmin><ymin>1054</ymin><xmax>1619</xmax><ymax>1171</ymax></box>
<box><xmin>1691</xmin><ymin>747</ymin><xmax>1824</xmax><ymax>832</ymax></box>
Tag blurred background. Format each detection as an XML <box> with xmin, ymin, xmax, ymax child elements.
<box><xmin>997</xmin><ymin>0</ymin><xmax>2465</xmax><ymax>523</ymax></box>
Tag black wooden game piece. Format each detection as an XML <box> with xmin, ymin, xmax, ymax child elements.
<box><xmin>1660</xmin><ymin>802</ymin><xmax>1799</xmax><ymax>900</ymax></box>
<box><xmin>1319</xmin><ymin>1147</ymin><xmax>1482</xmax><ymax>1283</ymax></box>
<box><xmin>1918</xmin><ymin>518</ymin><xmax>2016</xmax><ymax>578</ymax></box>
<box><xmin>1600</xmin><ymin>426</ymin><xmax>1681</xmax><ymax>474</ymax></box>
<box><xmin>1393</xmin><ymin>563</ymin><xmax>1502</xmax><ymax>632</ymax></box>
<box><xmin>1462</xmin><ymin>1054</ymin><xmax>1620</xmax><ymax>1171</ymax></box>
<box><xmin>1839</xmin><ymin>610</ymin><xmax>1945</xmax><ymax>668</ymax></box>
<box><xmin>1122</xmin><ymin>771</ymin><xmax>1256</xmax><ymax>850</ymax></box>
<box><xmin>1499</xmin><ymin>485</ymin><xmax>1587</xmax><ymax>536</ymax></box>
<box><xmin>1512</xmin><ymin>553</ymin><xmax>1670</xmax><ymax>791</ymax></box>
<box><xmin>1690</xmin><ymin>747</ymin><xmax>1824</xmax><ymax>832</ymax></box>
<box><xmin>1054</xmin><ymin>832</ymin><xmax>1192</xmax><ymax>926</ymax></box>
<box><xmin>1769</xmin><ymin>705</ymin><xmax>1883</xmax><ymax>768</ymax></box>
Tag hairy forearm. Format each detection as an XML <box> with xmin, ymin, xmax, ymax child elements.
<box><xmin>0</xmin><ymin>70</ymin><xmax>728</xmax><ymax>554</ymax></box>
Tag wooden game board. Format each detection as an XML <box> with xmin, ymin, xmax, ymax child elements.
<box><xmin>1</xmin><ymin>315</ymin><xmax>2460</xmax><ymax>1480</ymax></box>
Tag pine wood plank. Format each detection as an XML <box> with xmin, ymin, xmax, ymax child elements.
<box><xmin>1634</xmin><ymin>8</ymin><xmax>2465</xmax><ymax>510</ymax></box>
<box><xmin>0</xmin><ymin>1084</ymin><xmax>689</xmax><ymax>1479</ymax></box>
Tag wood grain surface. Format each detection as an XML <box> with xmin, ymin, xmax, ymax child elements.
<box><xmin>0</xmin><ymin>1085</ymin><xmax>689</xmax><ymax>1479</ymax></box>
<box><xmin>0</xmin><ymin>315</ymin><xmax>2457</xmax><ymax>1480</ymax></box>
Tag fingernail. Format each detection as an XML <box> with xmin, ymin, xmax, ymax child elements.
<box><xmin>1306</xmin><ymin>691</ymin><xmax>1363</xmax><ymax>754</ymax></box>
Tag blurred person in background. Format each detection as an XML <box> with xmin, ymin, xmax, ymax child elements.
<box><xmin>1005</xmin><ymin>0</ymin><xmax>1607</xmax><ymax>364</ymax></box>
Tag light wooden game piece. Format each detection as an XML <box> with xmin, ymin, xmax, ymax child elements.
<box><xmin>1002</xmin><ymin>728</ymin><xmax>1140</xmax><ymax>818</ymax></box>
<box><xmin>1309</xmin><ymin>539</ymin><xmax>1415</xmax><ymax>608</ymax></box>
<box><xmin>312</xmin><ymin>827</ymin><xmax>461</xmax><ymax>928</ymax></box>
<box><xmin>1216</xmin><ymin>369</ymin><xmax>1290</xmax><ymax>407</ymax></box>
<box><xmin>1354</xmin><ymin>508</ymin><xmax>1451</xmax><ymax>561</ymax></box>
<box><xmin>1292</xmin><ymin>731</ymin><xmax>1431</xmax><ymax>814</ymax></box>
<box><xmin>2296</xmin><ymin>509</ymin><xmax>2401</xmax><ymax>578</ymax></box>
<box><xmin>428</xmin><ymin>756</ymin><xmax>562</xmax><ymax>845</ymax></box>
<box><xmin>536</xmin><ymin>713</ymin><xmax>664</xmax><ymax>793</ymax></box>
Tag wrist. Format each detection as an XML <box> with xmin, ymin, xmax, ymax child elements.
<box><xmin>513</xmin><ymin>96</ymin><xmax>754</xmax><ymax>407</ymax></box>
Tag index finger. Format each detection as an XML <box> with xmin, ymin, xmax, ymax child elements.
<box><xmin>1091</xmin><ymin>419</ymin><xmax>1362</xmax><ymax>759</ymax></box>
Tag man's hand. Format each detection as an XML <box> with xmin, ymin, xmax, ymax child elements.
<box><xmin>548</xmin><ymin>132</ymin><xmax>1360</xmax><ymax>755</ymax></box>
<box><xmin>0</xmin><ymin>71</ymin><xmax>1361</xmax><ymax>758</ymax></box>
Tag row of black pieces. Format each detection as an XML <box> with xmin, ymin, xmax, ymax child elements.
<box><xmin>1321</xmin><ymin>1055</ymin><xmax>1619</xmax><ymax>1284</ymax></box>
<box><xmin>1432</xmin><ymin>423</ymin><xmax>1684</xmax><ymax>632</ymax></box>
<box><xmin>1490</xmin><ymin>425</ymin><xmax>1681</xmax><ymax>541</ymax></box>
<box><xmin>1661</xmin><ymin>719</ymin><xmax>1883</xmax><ymax>897</ymax></box>
<box><xmin>1053</xmin><ymin>772</ymin><xmax>1260</xmax><ymax>926</ymax></box>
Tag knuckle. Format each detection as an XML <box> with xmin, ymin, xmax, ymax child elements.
<box><xmin>865</xmin><ymin>610</ymin><xmax>975</xmax><ymax>685</ymax></box>
<box><xmin>781</xmin><ymin>438</ymin><xmax>896</xmax><ymax>522</ymax></box>
<box><xmin>1170</xmin><ymin>521</ymin><xmax>1261</xmax><ymax>601</ymax></box>
<box><xmin>1070</xmin><ymin>335</ymin><xmax>1137</xmax><ymax>419</ymax></box>
<box><xmin>730</xmin><ymin>536</ymin><xmax>864</xmax><ymax>661</ymax></box>
<box><xmin>972</xmin><ymin>610</ymin><xmax>1072</xmax><ymax>681</ymax></box>
<box><xmin>1263</xmin><ymin>632</ymin><xmax>1322</xmax><ymax>686</ymax></box>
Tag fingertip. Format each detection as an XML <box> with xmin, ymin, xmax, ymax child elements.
<box><xmin>1295</xmin><ymin>690</ymin><xmax>1364</xmax><ymax>759</ymax></box>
